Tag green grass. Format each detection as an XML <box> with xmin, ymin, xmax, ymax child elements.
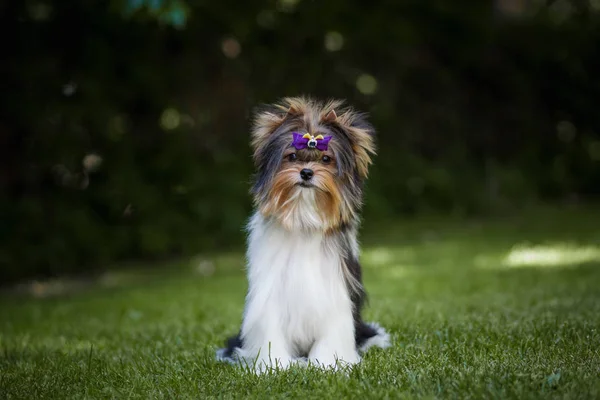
<box><xmin>2</xmin><ymin>206</ymin><xmax>600</xmax><ymax>399</ymax></box>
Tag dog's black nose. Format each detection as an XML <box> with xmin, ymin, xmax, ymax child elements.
<box><xmin>300</xmin><ymin>168</ymin><xmax>314</xmax><ymax>181</ymax></box>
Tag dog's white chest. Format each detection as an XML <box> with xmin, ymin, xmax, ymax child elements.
<box><xmin>244</xmin><ymin>213</ymin><xmax>351</xmax><ymax>353</ymax></box>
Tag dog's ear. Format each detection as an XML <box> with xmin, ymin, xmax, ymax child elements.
<box><xmin>251</xmin><ymin>109</ymin><xmax>285</xmax><ymax>153</ymax></box>
<box><xmin>322</xmin><ymin>109</ymin><xmax>338</xmax><ymax>123</ymax></box>
<box><xmin>286</xmin><ymin>102</ymin><xmax>302</xmax><ymax>116</ymax></box>
<box><xmin>350</xmin><ymin>125</ymin><xmax>376</xmax><ymax>179</ymax></box>
<box><xmin>250</xmin><ymin>97</ymin><xmax>309</xmax><ymax>152</ymax></box>
<box><xmin>337</xmin><ymin>111</ymin><xmax>377</xmax><ymax>179</ymax></box>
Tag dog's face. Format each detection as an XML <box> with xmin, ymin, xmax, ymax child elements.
<box><xmin>251</xmin><ymin>97</ymin><xmax>376</xmax><ymax>232</ymax></box>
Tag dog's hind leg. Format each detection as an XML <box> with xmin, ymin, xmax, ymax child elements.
<box><xmin>216</xmin><ymin>333</ymin><xmax>243</xmax><ymax>364</ymax></box>
<box><xmin>355</xmin><ymin>320</ymin><xmax>391</xmax><ymax>353</ymax></box>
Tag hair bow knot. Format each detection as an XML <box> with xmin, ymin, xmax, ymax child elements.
<box><xmin>291</xmin><ymin>132</ymin><xmax>332</xmax><ymax>151</ymax></box>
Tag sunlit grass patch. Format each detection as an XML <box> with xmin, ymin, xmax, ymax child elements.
<box><xmin>503</xmin><ymin>243</ymin><xmax>600</xmax><ymax>268</ymax></box>
<box><xmin>362</xmin><ymin>247</ymin><xmax>399</xmax><ymax>266</ymax></box>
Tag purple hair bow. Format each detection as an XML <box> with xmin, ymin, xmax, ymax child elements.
<box><xmin>291</xmin><ymin>132</ymin><xmax>332</xmax><ymax>151</ymax></box>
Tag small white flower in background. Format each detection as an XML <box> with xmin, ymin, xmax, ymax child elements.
<box><xmin>82</xmin><ymin>153</ymin><xmax>102</xmax><ymax>172</ymax></box>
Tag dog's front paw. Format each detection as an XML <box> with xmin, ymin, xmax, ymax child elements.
<box><xmin>251</xmin><ymin>355</ymin><xmax>295</xmax><ymax>374</ymax></box>
<box><xmin>308</xmin><ymin>345</ymin><xmax>360</xmax><ymax>371</ymax></box>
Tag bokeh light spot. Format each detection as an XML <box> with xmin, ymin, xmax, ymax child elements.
<box><xmin>62</xmin><ymin>82</ymin><xmax>77</xmax><ymax>96</ymax></box>
<box><xmin>110</xmin><ymin>115</ymin><xmax>128</xmax><ymax>135</ymax></box>
<box><xmin>257</xmin><ymin>10</ymin><xmax>276</xmax><ymax>28</ymax></box>
<box><xmin>549</xmin><ymin>0</ymin><xmax>574</xmax><ymax>23</ymax></box>
<box><xmin>82</xmin><ymin>154</ymin><xmax>103</xmax><ymax>172</ymax></box>
<box><xmin>222</xmin><ymin>37</ymin><xmax>241</xmax><ymax>59</ymax></box>
<box><xmin>356</xmin><ymin>74</ymin><xmax>378</xmax><ymax>95</ymax></box>
<box><xmin>589</xmin><ymin>141</ymin><xmax>600</xmax><ymax>161</ymax></box>
<box><xmin>160</xmin><ymin>108</ymin><xmax>181</xmax><ymax>130</ymax></box>
<box><xmin>324</xmin><ymin>31</ymin><xmax>344</xmax><ymax>52</ymax></box>
<box><xmin>277</xmin><ymin>0</ymin><xmax>299</xmax><ymax>13</ymax></box>
<box><xmin>180</xmin><ymin>114</ymin><xmax>195</xmax><ymax>128</ymax></box>
<box><xmin>29</xmin><ymin>3</ymin><xmax>52</xmax><ymax>21</ymax></box>
<box><xmin>363</xmin><ymin>247</ymin><xmax>394</xmax><ymax>266</ymax></box>
<box><xmin>556</xmin><ymin>120</ymin><xmax>576</xmax><ymax>142</ymax></box>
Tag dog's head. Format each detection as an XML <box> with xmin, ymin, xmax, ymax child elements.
<box><xmin>250</xmin><ymin>97</ymin><xmax>376</xmax><ymax>232</ymax></box>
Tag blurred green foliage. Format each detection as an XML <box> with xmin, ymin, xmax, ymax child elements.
<box><xmin>1</xmin><ymin>0</ymin><xmax>600</xmax><ymax>282</ymax></box>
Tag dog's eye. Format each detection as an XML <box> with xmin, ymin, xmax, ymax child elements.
<box><xmin>287</xmin><ymin>153</ymin><xmax>297</xmax><ymax>162</ymax></box>
<box><xmin>321</xmin><ymin>155</ymin><xmax>331</xmax><ymax>164</ymax></box>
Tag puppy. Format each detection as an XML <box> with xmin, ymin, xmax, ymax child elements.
<box><xmin>216</xmin><ymin>97</ymin><xmax>390</xmax><ymax>372</ymax></box>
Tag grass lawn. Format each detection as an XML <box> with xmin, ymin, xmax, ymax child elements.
<box><xmin>1</xmin><ymin>206</ymin><xmax>600</xmax><ymax>399</ymax></box>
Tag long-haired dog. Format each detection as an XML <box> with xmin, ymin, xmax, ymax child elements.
<box><xmin>216</xmin><ymin>97</ymin><xmax>390</xmax><ymax>372</ymax></box>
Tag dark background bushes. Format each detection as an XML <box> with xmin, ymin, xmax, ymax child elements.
<box><xmin>1</xmin><ymin>0</ymin><xmax>599</xmax><ymax>283</ymax></box>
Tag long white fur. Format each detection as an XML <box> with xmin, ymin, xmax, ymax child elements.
<box><xmin>217</xmin><ymin>183</ymin><xmax>391</xmax><ymax>373</ymax></box>
<box><xmin>237</xmin><ymin>206</ymin><xmax>359</xmax><ymax>372</ymax></box>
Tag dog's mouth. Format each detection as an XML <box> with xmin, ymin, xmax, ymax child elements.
<box><xmin>297</xmin><ymin>182</ymin><xmax>315</xmax><ymax>188</ymax></box>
